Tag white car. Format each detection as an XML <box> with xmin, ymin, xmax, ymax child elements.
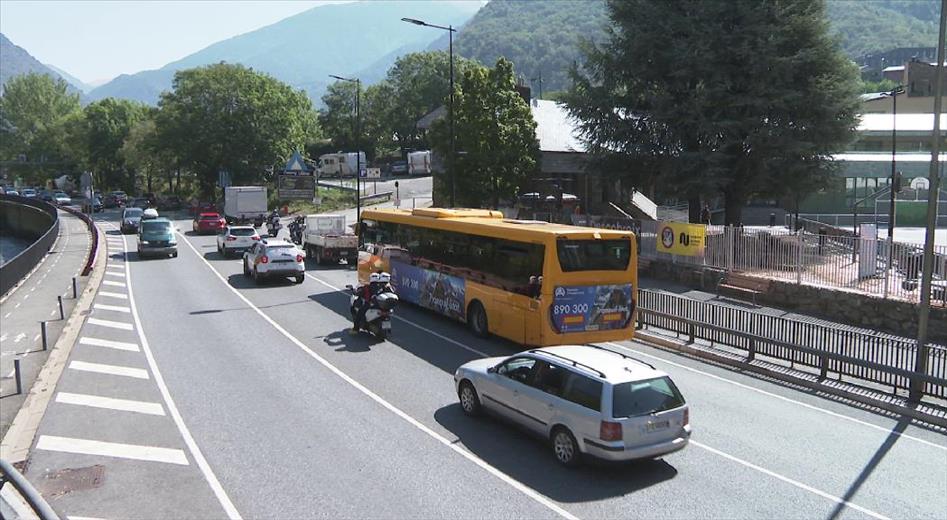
<box><xmin>53</xmin><ymin>192</ymin><xmax>72</xmax><ymax>205</ymax></box>
<box><xmin>216</xmin><ymin>225</ymin><xmax>260</xmax><ymax>257</ymax></box>
<box><xmin>243</xmin><ymin>239</ymin><xmax>305</xmax><ymax>284</ymax></box>
<box><xmin>454</xmin><ymin>344</ymin><xmax>690</xmax><ymax>467</ymax></box>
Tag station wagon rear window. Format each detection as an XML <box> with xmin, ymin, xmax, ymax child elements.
<box><xmin>612</xmin><ymin>377</ymin><xmax>685</xmax><ymax>417</ymax></box>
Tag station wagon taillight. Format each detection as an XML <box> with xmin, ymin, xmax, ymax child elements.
<box><xmin>226</xmin><ymin>235</ymin><xmax>236</xmax><ymax>241</ymax></box>
<box><xmin>600</xmin><ymin>421</ymin><xmax>622</xmax><ymax>441</ymax></box>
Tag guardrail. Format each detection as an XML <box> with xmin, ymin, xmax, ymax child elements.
<box><xmin>636</xmin><ymin>289</ymin><xmax>947</xmax><ymax>400</ymax></box>
<box><xmin>60</xmin><ymin>206</ymin><xmax>98</xmax><ymax>276</ymax></box>
<box><xmin>0</xmin><ymin>458</ymin><xmax>60</xmax><ymax>520</ymax></box>
<box><xmin>0</xmin><ymin>194</ymin><xmax>59</xmax><ymax>296</ymax></box>
<box><xmin>360</xmin><ymin>191</ymin><xmax>393</xmax><ymax>205</ymax></box>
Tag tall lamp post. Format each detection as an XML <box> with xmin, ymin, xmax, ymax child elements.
<box><xmin>329</xmin><ymin>74</ymin><xmax>361</xmax><ymax>241</ymax></box>
<box><xmin>402</xmin><ymin>17</ymin><xmax>456</xmax><ymax>207</ymax></box>
<box><xmin>882</xmin><ymin>84</ymin><xmax>905</xmax><ymax>298</ymax></box>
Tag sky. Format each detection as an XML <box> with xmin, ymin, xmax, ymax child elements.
<box><xmin>0</xmin><ymin>1</ymin><xmax>350</xmax><ymax>85</ymax></box>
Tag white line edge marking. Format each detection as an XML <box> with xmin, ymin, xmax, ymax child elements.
<box><xmin>104</xmin><ymin>271</ymin><xmax>125</xmax><ymax>278</ymax></box>
<box><xmin>93</xmin><ymin>303</ymin><xmax>131</xmax><ymax>313</ymax></box>
<box><xmin>604</xmin><ymin>342</ymin><xmax>946</xmax><ymax>451</ymax></box>
<box><xmin>98</xmin><ymin>291</ymin><xmax>128</xmax><ymax>300</ymax></box>
<box><xmin>87</xmin><ymin>318</ymin><xmax>134</xmax><ymax>331</ymax></box>
<box><xmin>178</xmin><ymin>232</ymin><xmax>575</xmax><ymax>520</ymax></box>
<box><xmin>56</xmin><ymin>392</ymin><xmax>165</xmax><ymax>416</ymax></box>
<box><xmin>299</xmin><ymin>269</ymin><xmax>896</xmax><ymax>518</ymax></box>
<box><xmin>126</xmin><ymin>235</ymin><xmax>243</xmax><ymax>520</ymax></box>
<box><xmin>69</xmin><ymin>361</ymin><xmax>149</xmax><ymax>379</ymax></box>
<box><xmin>68</xmin><ymin>516</ymin><xmax>108</xmax><ymax>520</ymax></box>
<box><xmin>36</xmin><ymin>435</ymin><xmax>187</xmax><ymax>465</ymax></box>
<box><xmin>692</xmin><ymin>440</ymin><xmax>890</xmax><ymax>520</ymax></box>
<box><xmin>79</xmin><ymin>336</ymin><xmax>140</xmax><ymax>352</ymax></box>
<box><xmin>102</xmin><ymin>280</ymin><xmax>126</xmax><ymax>287</ymax></box>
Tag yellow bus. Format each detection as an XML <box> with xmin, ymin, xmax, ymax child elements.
<box><xmin>357</xmin><ymin>208</ymin><xmax>637</xmax><ymax>347</ymax></box>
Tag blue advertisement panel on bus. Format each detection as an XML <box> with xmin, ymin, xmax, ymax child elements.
<box><xmin>551</xmin><ymin>284</ymin><xmax>634</xmax><ymax>333</ymax></box>
<box><xmin>390</xmin><ymin>260</ymin><xmax>466</xmax><ymax>321</ymax></box>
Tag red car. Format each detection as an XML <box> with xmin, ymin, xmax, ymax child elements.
<box><xmin>192</xmin><ymin>212</ymin><xmax>227</xmax><ymax>235</ymax></box>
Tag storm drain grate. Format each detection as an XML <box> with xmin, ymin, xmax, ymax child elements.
<box><xmin>38</xmin><ymin>465</ymin><xmax>105</xmax><ymax>498</ymax></box>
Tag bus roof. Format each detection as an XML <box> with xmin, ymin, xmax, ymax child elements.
<box><xmin>360</xmin><ymin>208</ymin><xmax>635</xmax><ymax>240</ymax></box>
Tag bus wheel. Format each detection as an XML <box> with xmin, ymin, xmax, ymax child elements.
<box><xmin>468</xmin><ymin>301</ymin><xmax>488</xmax><ymax>338</ymax></box>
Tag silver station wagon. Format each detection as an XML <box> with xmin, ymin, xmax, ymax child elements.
<box><xmin>454</xmin><ymin>344</ymin><xmax>691</xmax><ymax>466</ymax></box>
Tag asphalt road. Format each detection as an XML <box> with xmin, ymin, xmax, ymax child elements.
<box><xmin>21</xmin><ymin>210</ymin><xmax>947</xmax><ymax>519</ymax></box>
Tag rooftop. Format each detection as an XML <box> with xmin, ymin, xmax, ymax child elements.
<box><xmin>532</xmin><ymin>345</ymin><xmax>663</xmax><ymax>383</ymax></box>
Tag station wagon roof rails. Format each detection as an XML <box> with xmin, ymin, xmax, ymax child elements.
<box><xmin>585</xmin><ymin>344</ymin><xmax>655</xmax><ymax>370</ymax></box>
<box><xmin>529</xmin><ymin>350</ymin><xmax>606</xmax><ymax>378</ymax></box>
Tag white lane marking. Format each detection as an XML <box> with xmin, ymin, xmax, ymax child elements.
<box><xmin>56</xmin><ymin>392</ymin><xmax>165</xmax><ymax>416</ymax></box>
<box><xmin>33</xmin><ymin>334</ymin><xmax>40</xmax><ymax>342</ymax></box>
<box><xmin>98</xmin><ymin>291</ymin><xmax>128</xmax><ymax>300</ymax></box>
<box><xmin>102</xmin><ymin>280</ymin><xmax>126</xmax><ymax>287</ymax></box>
<box><xmin>605</xmin><ymin>342</ymin><xmax>946</xmax><ymax>451</ymax></box>
<box><xmin>298</xmin><ymin>268</ymin><xmax>892</xmax><ymax>519</ymax></box>
<box><xmin>80</xmin><ymin>337</ymin><xmax>140</xmax><ymax>352</ymax></box>
<box><xmin>13</xmin><ymin>333</ymin><xmax>26</xmax><ymax>343</ymax></box>
<box><xmin>123</xmin><ymin>236</ymin><xmax>242</xmax><ymax>520</ymax></box>
<box><xmin>36</xmin><ymin>436</ymin><xmax>187</xmax><ymax>465</ymax></box>
<box><xmin>0</xmin><ymin>334</ymin><xmax>6</xmax><ymax>342</ymax></box>
<box><xmin>87</xmin><ymin>317</ymin><xmax>133</xmax><ymax>330</ymax></box>
<box><xmin>23</xmin><ymin>294</ymin><xmax>29</xmax><ymax>300</ymax></box>
<box><xmin>3</xmin><ymin>312</ymin><xmax>10</xmax><ymax>318</ymax></box>
<box><xmin>69</xmin><ymin>516</ymin><xmax>108</xmax><ymax>520</ymax></box>
<box><xmin>104</xmin><ymin>271</ymin><xmax>125</xmax><ymax>278</ymax></box>
<box><xmin>14</xmin><ymin>302</ymin><xmax>21</xmax><ymax>308</ymax></box>
<box><xmin>179</xmin><ymin>233</ymin><xmax>575</xmax><ymax>520</ymax></box>
<box><xmin>50</xmin><ymin>309</ymin><xmax>57</xmax><ymax>316</ymax></box>
<box><xmin>692</xmin><ymin>440</ymin><xmax>890</xmax><ymax>520</ymax></box>
<box><xmin>69</xmin><ymin>360</ymin><xmax>149</xmax><ymax>379</ymax></box>
<box><xmin>30</xmin><ymin>286</ymin><xmax>36</xmax><ymax>292</ymax></box>
<box><xmin>94</xmin><ymin>303</ymin><xmax>131</xmax><ymax>313</ymax></box>
<box><xmin>4</xmin><ymin>368</ymin><xmax>13</xmax><ymax>378</ymax></box>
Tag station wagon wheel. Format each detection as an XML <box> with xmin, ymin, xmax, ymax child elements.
<box><xmin>552</xmin><ymin>428</ymin><xmax>580</xmax><ymax>467</ymax></box>
<box><xmin>458</xmin><ymin>381</ymin><xmax>481</xmax><ymax>416</ymax></box>
<box><xmin>467</xmin><ymin>301</ymin><xmax>488</xmax><ymax>338</ymax></box>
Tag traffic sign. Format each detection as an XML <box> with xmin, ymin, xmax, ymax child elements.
<box><xmin>367</xmin><ymin>168</ymin><xmax>382</xmax><ymax>179</ymax></box>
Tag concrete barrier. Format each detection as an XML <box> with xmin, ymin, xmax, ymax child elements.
<box><xmin>0</xmin><ymin>195</ymin><xmax>58</xmax><ymax>297</ymax></box>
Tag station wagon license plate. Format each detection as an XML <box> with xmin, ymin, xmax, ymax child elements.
<box><xmin>646</xmin><ymin>420</ymin><xmax>669</xmax><ymax>432</ymax></box>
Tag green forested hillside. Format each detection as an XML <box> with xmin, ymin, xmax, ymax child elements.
<box><xmin>453</xmin><ymin>0</ymin><xmax>942</xmax><ymax>93</ymax></box>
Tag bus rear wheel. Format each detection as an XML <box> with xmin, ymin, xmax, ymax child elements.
<box><xmin>467</xmin><ymin>301</ymin><xmax>488</xmax><ymax>338</ymax></box>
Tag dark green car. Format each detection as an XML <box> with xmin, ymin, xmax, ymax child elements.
<box><xmin>137</xmin><ymin>218</ymin><xmax>178</xmax><ymax>258</ymax></box>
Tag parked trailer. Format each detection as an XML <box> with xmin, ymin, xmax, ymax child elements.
<box><xmin>303</xmin><ymin>214</ymin><xmax>358</xmax><ymax>264</ymax></box>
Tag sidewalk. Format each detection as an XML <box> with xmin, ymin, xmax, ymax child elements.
<box><xmin>0</xmin><ymin>210</ymin><xmax>92</xmax><ymax>439</ymax></box>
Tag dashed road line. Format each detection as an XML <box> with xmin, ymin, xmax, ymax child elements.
<box><xmin>3</xmin><ymin>312</ymin><xmax>10</xmax><ymax>318</ymax></box>
<box><xmin>69</xmin><ymin>360</ymin><xmax>149</xmax><ymax>379</ymax></box>
<box><xmin>93</xmin><ymin>304</ymin><xmax>131</xmax><ymax>313</ymax></box>
<box><xmin>36</xmin><ymin>436</ymin><xmax>187</xmax><ymax>465</ymax></box>
<box><xmin>98</xmin><ymin>291</ymin><xmax>128</xmax><ymax>300</ymax></box>
<box><xmin>33</xmin><ymin>334</ymin><xmax>40</xmax><ymax>342</ymax></box>
<box><xmin>0</xmin><ymin>334</ymin><xmax>6</xmax><ymax>342</ymax></box>
<box><xmin>87</xmin><ymin>318</ymin><xmax>133</xmax><ymax>331</ymax></box>
<box><xmin>13</xmin><ymin>333</ymin><xmax>25</xmax><ymax>343</ymax></box>
<box><xmin>56</xmin><ymin>392</ymin><xmax>165</xmax><ymax>416</ymax></box>
<box><xmin>79</xmin><ymin>337</ymin><xmax>140</xmax><ymax>352</ymax></box>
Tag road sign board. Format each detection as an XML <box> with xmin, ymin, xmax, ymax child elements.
<box><xmin>367</xmin><ymin>168</ymin><xmax>381</xmax><ymax>179</ymax></box>
<box><xmin>278</xmin><ymin>174</ymin><xmax>316</xmax><ymax>200</ymax></box>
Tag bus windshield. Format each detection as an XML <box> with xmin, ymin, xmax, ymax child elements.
<box><xmin>557</xmin><ymin>239</ymin><xmax>631</xmax><ymax>272</ymax></box>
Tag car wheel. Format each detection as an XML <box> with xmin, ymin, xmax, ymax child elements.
<box><xmin>243</xmin><ymin>260</ymin><xmax>250</xmax><ymax>277</ymax></box>
<box><xmin>254</xmin><ymin>268</ymin><xmax>263</xmax><ymax>285</ymax></box>
<box><xmin>458</xmin><ymin>381</ymin><xmax>482</xmax><ymax>416</ymax></box>
<box><xmin>295</xmin><ymin>274</ymin><xmax>304</xmax><ymax>284</ymax></box>
<box><xmin>551</xmin><ymin>427</ymin><xmax>580</xmax><ymax>467</ymax></box>
<box><xmin>172</xmin><ymin>251</ymin><xmax>178</xmax><ymax>258</ymax></box>
<box><xmin>467</xmin><ymin>301</ymin><xmax>488</xmax><ymax>338</ymax></box>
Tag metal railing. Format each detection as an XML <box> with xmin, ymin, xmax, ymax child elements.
<box><xmin>0</xmin><ymin>458</ymin><xmax>60</xmax><ymax>520</ymax></box>
<box><xmin>638</xmin><ymin>220</ymin><xmax>947</xmax><ymax>303</ymax></box>
<box><xmin>0</xmin><ymin>195</ymin><xmax>59</xmax><ymax>297</ymax></box>
<box><xmin>60</xmin><ymin>205</ymin><xmax>98</xmax><ymax>276</ymax></box>
<box><xmin>636</xmin><ymin>289</ymin><xmax>947</xmax><ymax>399</ymax></box>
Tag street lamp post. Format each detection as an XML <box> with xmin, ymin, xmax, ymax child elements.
<box><xmin>883</xmin><ymin>85</ymin><xmax>905</xmax><ymax>298</ymax></box>
<box><xmin>402</xmin><ymin>17</ymin><xmax>457</xmax><ymax>207</ymax></box>
<box><xmin>329</xmin><ymin>74</ymin><xmax>361</xmax><ymax>242</ymax></box>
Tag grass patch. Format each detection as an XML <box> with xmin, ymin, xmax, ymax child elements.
<box><xmin>270</xmin><ymin>186</ymin><xmax>356</xmax><ymax>215</ymax></box>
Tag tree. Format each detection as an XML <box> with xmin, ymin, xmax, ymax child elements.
<box><xmin>318</xmin><ymin>81</ymin><xmax>385</xmax><ymax>160</ymax></box>
<box><xmin>82</xmin><ymin>98</ymin><xmax>149</xmax><ymax>192</ymax></box>
<box><xmin>0</xmin><ymin>73</ymin><xmax>82</xmax><ymax>183</ymax></box>
<box><xmin>156</xmin><ymin>63</ymin><xmax>318</xmax><ymax>196</ymax></box>
<box><xmin>564</xmin><ymin>0</ymin><xmax>861</xmax><ymax>224</ymax></box>
<box><xmin>430</xmin><ymin>58</ymin><xmax>539</xmax><ymax>208</ymax></box>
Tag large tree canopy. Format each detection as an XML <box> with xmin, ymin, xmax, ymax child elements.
<box><xmin>82</xmin><ymin>98</ymin><xmax>149</xmax><ymax>193</ymax></box>
<box><xmin>157</xmin><ymin>63</ymin><xmax>317</xmax><ymax>195</ymax></box>
<box><xmin>430</xmin><ymin>57</ymin><xmax>539</xmax><ymax>208</ymax></box>
<box><xmin>564</xmin><ymin>0</ymin><xmax>861</xmax><ymax>224</ymax></box>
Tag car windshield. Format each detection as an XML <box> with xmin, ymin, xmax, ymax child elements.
<box><xmin>141</xmin><ymin>221</ymin><xmax>172</xmax><ymax>239</ymax></box>
<box><xmin>229</xmin><ymin>228</ymin><xmax>256</xmax><ymax>236</ymax></box>
<box><xmin>612</xmin><ymin>377</ymin><xmax>685</xmax><ymax>418</ymax></box>
<box><xmin>124</xmin><ymin>208</ymin><xmax>144</xmax><ymax>218</ymax></box>
<box><xmin>557</xmin><ymin>239</ymin><xmax>631</xmax><ymax>272</ymax></box>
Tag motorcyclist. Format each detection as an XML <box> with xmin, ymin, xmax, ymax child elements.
<box><xmin>351</xmin><ymin>272</ymin><xmax>381</xmax><ymax>333</ymax></box>
<box><xmin>267</xmin><ymin>210</ymin><xmax>281</xmax><ymax>234</ymax></box>
<box><xmin>289</xmin><ymin>215</ymin><xmax>305</xmax><ymax>244</ymax></box>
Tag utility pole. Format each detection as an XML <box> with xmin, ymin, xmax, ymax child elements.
<box><xmin>910</xmin><ymin>0</ymin><xmax>946</xmax><ymax>402</ymax></box>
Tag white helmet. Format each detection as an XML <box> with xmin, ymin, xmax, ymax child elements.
<box><xmin>369</xmin><ymin>272</ymin><xmax>381</xmax><ymax>283</ymax></box>
<box><xmin>377</xmin><ymin>272</ymin><xmax>391</xmax><ymax>283</ymax></box>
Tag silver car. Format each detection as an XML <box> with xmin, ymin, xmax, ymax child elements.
<box><xmin>216</xmin><ymin>225</ymin><xmax>260</xmax><ymax>257</ymax></box>
<box><xmin>454</xmin><ymin>344</ymin><xmax>690</xmax><ymax>466</ymax></box>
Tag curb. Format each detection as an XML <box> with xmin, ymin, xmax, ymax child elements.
<box><xmin>0</xmin><ymin>221</ymin><xmax>106</xmax><ymax>463</ymax></box>
<box><xmin>634</xmin><ymin>330</ymin><xmax>947</xmax><ymax>430</ymax></box>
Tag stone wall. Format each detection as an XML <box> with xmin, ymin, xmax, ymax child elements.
<box><xmin>642</xmin><ymin>259</ymin><xmax>947</xmax><ymax>344</ymax></box>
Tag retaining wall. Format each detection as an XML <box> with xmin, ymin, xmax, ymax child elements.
<box><xmin>0</xmin><ymin>195</ymin><xmax>59</xmax><ymax>296</ymax></box>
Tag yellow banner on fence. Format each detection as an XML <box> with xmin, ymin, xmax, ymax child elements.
<box><xmin>656</xmin><ymin>221</ymin><xmax>706</xmax><ymax>256</ymax></box>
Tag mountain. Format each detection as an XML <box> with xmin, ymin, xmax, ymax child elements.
<box><xmin>451</xmin><ymin>0</ymin><xmax>943</xmax><ymax>95</ymax></box>
<box><xmin>88</xmin><ymin>0</ymin><xmax>482</xmax><ymax>105</ymax></box>
<box><xmin>0</xmin><ymin>33</ymin><xmax>85</xmax><ymax>97</ymax></box>
<box><xmin>45</xmin><ymin>63</ymin><xmax>93</xmax><ymax>93</ymax></box>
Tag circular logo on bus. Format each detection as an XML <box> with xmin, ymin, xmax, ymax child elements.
<box><xmin>660</xmin><ymin>226</ymin><xmax>674</xmax><ymax>249</ymax></box>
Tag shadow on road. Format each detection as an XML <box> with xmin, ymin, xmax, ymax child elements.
<box><xmin>226</xmin><ymin>272</ymin><xmax>301</xmax><ymax>290</ymax></box>
<box><xmin>434</xmin><ymin>403</ymin><xmax>678</xmax><ymax>502</ymax></box>
<box><xmin>321</xmin><ymin>329</ymin><xmax>378</xmax><ymax>352</ymax></box>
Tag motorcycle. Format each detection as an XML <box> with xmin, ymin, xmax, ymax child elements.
<box><xmin>288</xmin><ymin>216</ymin><xmax>305</xmax><ymax>245</ymax></box>
<box><xmin>266</xmin><ymin>217</ymin><xmax>282</xmax><ymax>238</ymax></box>
<box><xmin>347</xmin><ymin>284</ymin><xmax>398</xmax><ymax>340</ymax></box>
